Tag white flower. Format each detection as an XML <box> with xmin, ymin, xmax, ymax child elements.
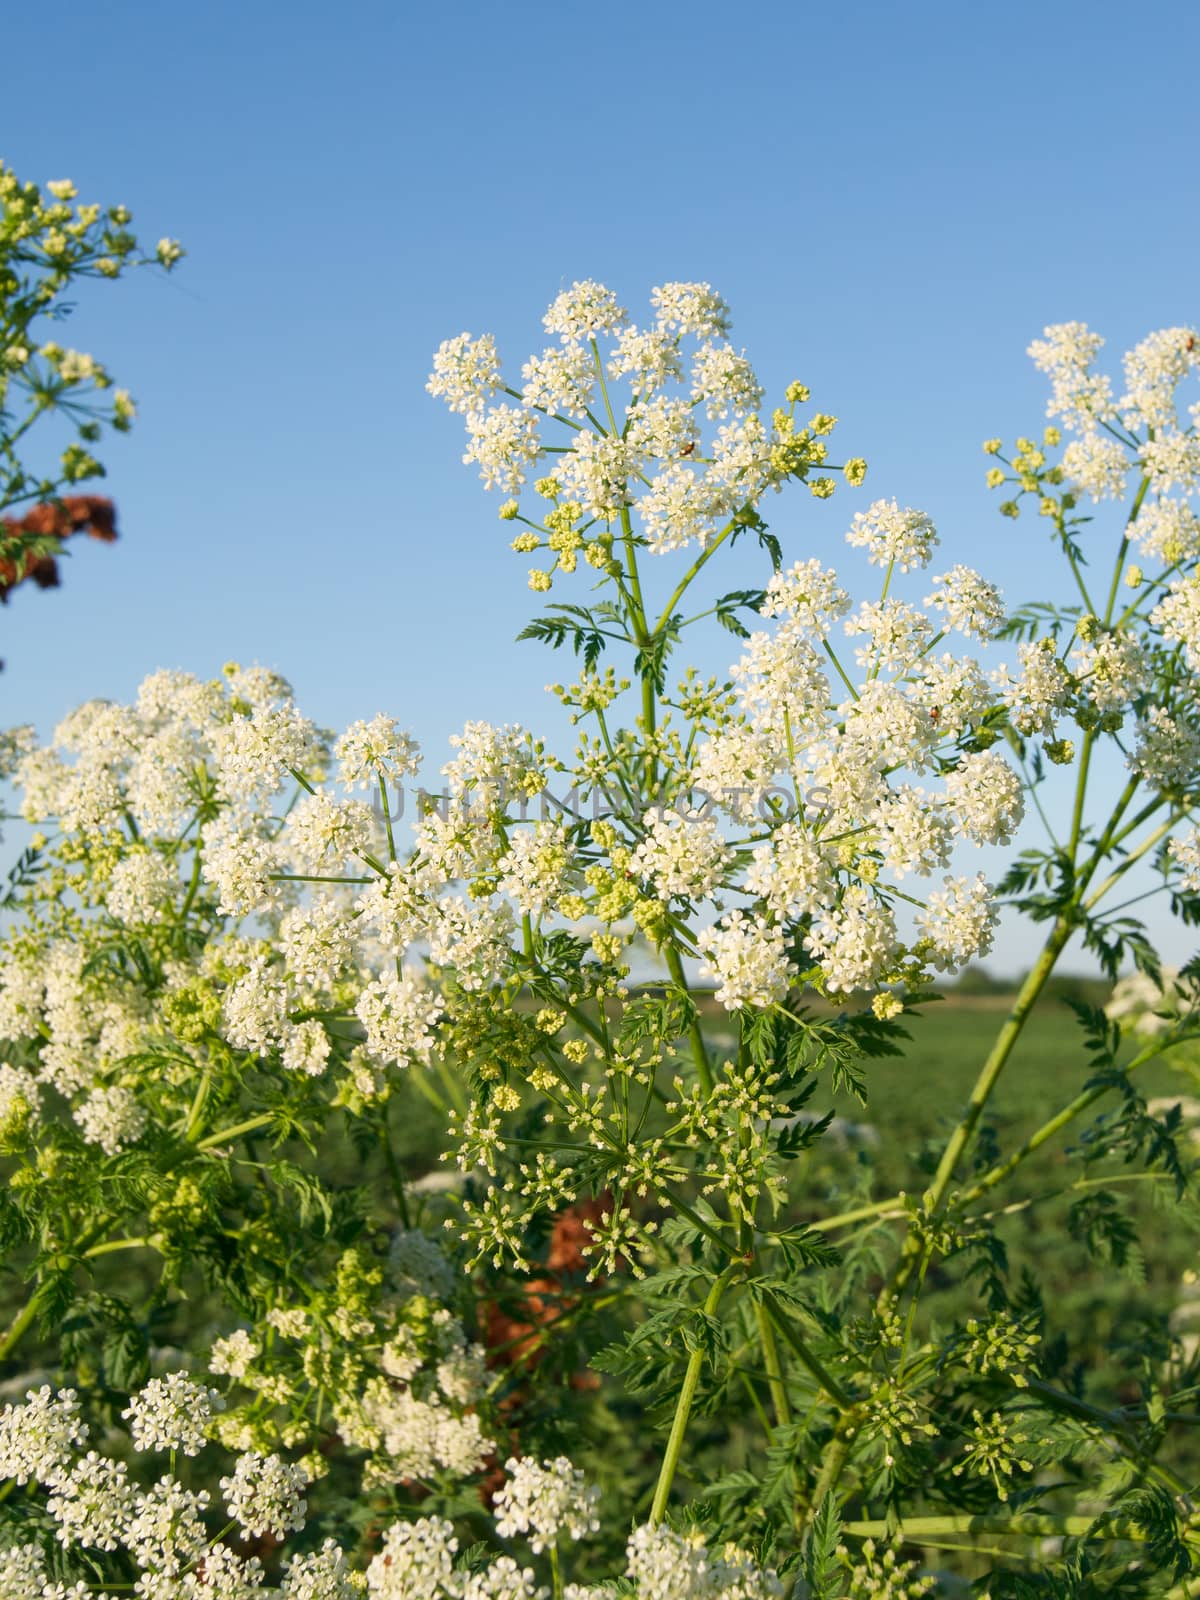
<box><xmin>745</xmin><ymin>823</ymin><xmax>836</xmax><ymax>917</ymax></box>
<box><xmin>356</xmin><ymin>972</ymin><xmax>443</xmax><ymax>1066</ymax></box>
<box><xmin>690</xmin><ymin>724</ymin><xmax>780</xmax><ymax>822</ymax></box>
<box><xmin>221</xmin><ymin>1451</ymin><xmax>307</xmax><ymax>1541</ymax></box>
<box><xmin>731</xmin><ymin>625</ymin><xmax>830</xmax><ymax>738</ymax></box>
<box><xmin>282</xmin><ymin>1540</ymin><xmax>357</xmax><ymax>1600</ymax></box>
<box><xmin>651</xmin><ymin>281</ymin><xmax>732</xmax><ymax>339</ymax></box>
<box><xmin>335</xmin><ymin>714</ymin><xmax>420</xmax><ymax>789</ymax></box>
<box><xmin>427</xmin><ymin>332</ymin><xmax>503</xmax><ymax>414</ymax></box>
<box><xmin>1132</xmin><ymin>497</ymin><xmax>1200</xmax><ymax>565</ymax></box>
<box><xmin>1129</xmin><ymin>708</ymin><xmax>1200</xmax><ymax>790</ymax></box>
<box><xmin>281</xmin><ymin>900</ymin><xmax>354</xmax><ymax>990</ymax></box>
<box><xmin>1027</xmin><ymin>322</ymin><xmax>1114</xmax><ymax>431</ymax></box>
<box><xmin>366</xmin><ymin>1516</ymin><xmax>458</xmax><ymax>1599</ymax></box>
<box><xmin>638</xmin><ymin>463</ymin><xmax>720</xmax><ymax>554</ymax></box>
<box><xmin>846</xmin><ymin>499</ymin><xmax>938</xmax><ymax>571</ymax></box>
<box><xmin>559</xmin><ymin>431</ymin><xmax>636</xmax><ymax>521</ymax></box>
<box><xmin>803</xmin><ymin>886</ymin><xmax>899</xmax><ymax>993</ymax></box>
<box><xmin>282</xmin><ymin>792</ymin><xmax>376</xmax><ymax>873</ymax></box>
<box><xmin>1141</xmin><ymin>430</ymin><xmax>1200</xmax><ymax>494</ymax></box>
<box><xmin>624</xmin><ymin>1523</ymin><xmax>783</xmax><ymax>1600</ymax></box>
<box><xmin>460</xmin><ymin>1556</ymin><xmax>542</xmax><ymax>1600</ymax></box>
<box><xmin>760</xmin><ymin>559</ymin><xmax>850</xmax><ymax>634</ymax></box>
<box><xmin>521</xmin><ymin>344</ymin><xmax>595</xmax><ymax>417</ymax></box>
<box><xmin>917</xmin><ymin>874</ymin><xmax>996</xmax><ymax>971</ymax></box>
<box><xmin>0</xmin><ymin>1385</ymin><xmax>87</xmax><ymax>1487</ymax></box>
<box><xmin>1169</xmin><ymin>827</ymin><xmax>1200</xmax><ymax>892</ymax></box>
<box><xmin>625</xmin><ymin>394</ymin><xmax>700</xmax><ymax>461</ymax></box>
<box><xmin>846</xmin><ymin>598</ymin><xmax>934</xmax><ymax>673</ymax></box>
<box><xmin>212</xmin><ymin>704</ymin><xmax>321</xmax><ymax>808</ymax></box>
<box><xmin>607</xmin><ymin>325</ymin><xmax>683</xmax><ymax>396</ymax></box>
<box><xmin>1062</xmin><ymin>431</ymin><xmax>1129</xmax><ymax>501</ymax></box>
<box><xmin>496</xmin><ymin>821</ymin><xmax>575</xmax><ymax>917</ymax></box>
<box><xmin>444</xmin><ymin>719</ymin><xmax>546</xmax><ymax>803</ymax></box>
<box><xmin>944</xmin><ymin>751</ymin><xmax>1024</xmax><ymax>846</ymax></box>
<box><xmin>74</xmin><ymin>1084</ymin><xmax>148</xmax><ymax>1155</ymax></box>
<box><xmin>210</xmin><ymin>1329</ymin><xmax>260</xmax><ymax>1380</ymax></box>
<box><xmin>492</xmin><ymin>1456</ymin><xmax>600</xmax><ymax>1553</ymax></box>
<box><xmin>691</xmin><ymin>342</ymin><xmax>763</xmax><ymax>419</ymax></box>
<box><xmin>1120</xmin><ymin>326</ymin><xmax>1199</xmax><ymax>431</ymax></box>
<box><xmin>0</xmin><ymin>1543</ymin><xmax>50</xmax><ymax>1596</ymax></box>
<box><xmin>426</xmin><ymin>895</ymin><xmax>514</xmax><ymax>989</ymax></box>
<box><xmin>46</xmin><ymin>1451</ymin><xmax>133</xmax><ymax>1549</ymax></box>
<box><xmin>0</xmin><ymin>723</ymin><xmax>36</xmax><ymax>781</ymax></box>
<box><xmin>543</xmin><ymin>280</ymin><xmax>627</xmax><ymax>343</ymax></box>
<box><xmin>874</xmin><ymin>787</ymin><xmax>952</xmax><ymax>878</ymax></box>
<box><xmin>463</xmin><ymin>404</ymin><xmax>542</xmax><ymax>493</ymax></box>
<box><xmin>222</xmin><ymin>958</ymin><xmax>289</xmax><ymax>1055</ymax></box>
<box><xmin>1151</xmin><ymin>574</ymin><xmax>1200</xmax><ymax>671</ymax></box>
<box><xmin>281</xmin><ymin>1018</ymin><xmax>332</xmax><ymax>1076</ymax></box>
<box><xmin>122</xmin><ymin>1373</ymin><xmax>221</xmax><ymax>1456</ymax></box>
<box><xmin>106</xmin><ymin>849</ymin><xmax>176</xmax><ymax>925</ymax></box>
<box><xmin>698</xmin><ymin>911</ymin><xmax>795</xmax><ymax>1010</ymax></box>
<box><xmin>389</xmin><ymin>1227</ymin><xmax>459</xmax><ymax>1300</ymax></box>
<box><xmin>201</xmin><ymin>815</ymin><xmax>281</xmax><ymax>917</ymax></box>
<box><xmin>124</xmin><ymin>1476</ymin><xmax>211</xmax><ymax>1576</ymax></box>
<box><xmin>631</xmin><ymin>808</ymin><xmax>732</xmax><ymax>901</ymax></box>
<box><xmin>925</xmin><ymin>565</ymin><xmax>1006</xmax><ymax>640</ymax></box>
<box><xmin>996</xmin><ymin>639</ymin><xmax>1072</xmax><ymax>736</ymax></box>
<box><xmin>1070</xmin><ymin>626</ymin><xmax>1148</xmax><ymax>715</ymax></box>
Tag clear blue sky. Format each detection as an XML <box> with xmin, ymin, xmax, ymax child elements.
<box><xmin>3</xmin><ymin>0</ymin><xmax>1198</xmax><ymax>973</ymax></box>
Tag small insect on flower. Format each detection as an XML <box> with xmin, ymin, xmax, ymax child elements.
<box><xmin>929</xmin><ymin>706</ymin><xmax>941</xmax><ymax>725</ymax></box>
<box><xmin>680</xmin><ymin>441</ymin><xmax>696</xmax><ymax>457</ymax></box>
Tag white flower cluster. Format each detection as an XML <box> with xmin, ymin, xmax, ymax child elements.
<box><xmin>429</xmin><ymin>281</ymin><xmax>850</xmax><ymax>570</ymax></box>
<box><xmin>678</xmin><ymin>504</ymin><xmax>1019</xmax><ymax>1001</ymax></box>
<box><xmin>492</xmin><ymin>1455</ymin><xmax>601</xmax><ymax>1552</ymax></box>
<box><xmin>122</xmin><ymin>1372</ymin><xmax>222</xmax><ymax>1455</ymax></box>
<box><xmin>0</xmin><ymin>1394</ymin><xmax>783</xmax><ymax>1600</ymax></box>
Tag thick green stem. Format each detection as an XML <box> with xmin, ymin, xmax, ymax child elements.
<box><xmin>663</xmin><ymin>942</ymin><xmax>713</xmax><ymax>1095</ymax></box>
<box><xmin>890</xmin><ymin>917</ymin><xmax>1073</xmax><ymax>1294</ymax></box>
<box><xmin>0</xmin><ymin>1297</ymin><xmax>39</xmax><ymax>1363</ymax></box>
<box><xmin>649</xmin><ymin>1269</ymin><xmax>735</xmax><ymax>1522</ymax></box>
<box><xmin>759</xmin><ymin>1289</ymin><xmax>852</xmax><ymax>1408</ymax></box>
<box><xmin>194</xmin><ymin>1112</ymin><xmax>276</xmax><ymax>1150</ymax></box>
<box><xmin>842</xmin><ymin>1513</ymin><xmax>1154</xmax><ymax>1541</ymax></box>
<box><xmin>754</xmin><ymin>1301</ymin><xmax>791</xmax><ymax>1427</ymax></box>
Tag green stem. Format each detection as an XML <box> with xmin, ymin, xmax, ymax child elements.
<box><xmin>649</xmin><ymin>1268</ymin><xmax>736</xmax><ymax>1522</ymax></box>
<box><xmin>759</xmin><ymin>1289</ymin><xmax>852</xmax><ymax>1407</ymax></box>
<box><xmin>1102</xmin><ymin>474</ymin><xmax>1151</xmax><ymax>627</ymax></box>
<box><xmin>663</xmin><ymin>942</ymin><xmax>713</xmax><ymax>1095</ymax></box>
<box><xmin>842</xmin><ymin>1513</ymin><xmax>1155</xmax><ymax>1540</ymax></box>
<box><xmin>754</xmin><ymin>1300</ymin><xmax>792</xmax><ymax>1427</ymax></box>
<box><xmin>195</xmin><ymin>1113</ymin><xmax>276</xmax><ymax>1150</ymax></box>
<box><xmin>0</xmin><ymin>1297</ymin><xmax>39</xmax><ymax>1362</ymax></box>
<box><xmin>889</xmin><ymin>917</ymin><xmax>1073</xmax><ymax>1296</ymax></box>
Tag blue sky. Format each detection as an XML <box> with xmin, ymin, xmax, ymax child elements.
<box><xmin>3</xmin><ymin>0</ymin><xmax>1198</xmax><ymax>973</ymax></box>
